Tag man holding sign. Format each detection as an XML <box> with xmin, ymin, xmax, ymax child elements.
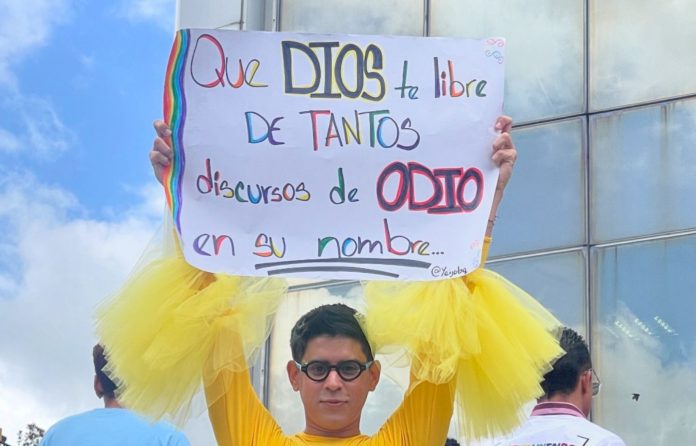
<box><xmin>143</xmin><ymin>116</ymin><xmax>558</xmax><ymax>446</ymax></box>
<box><xmin>97</xmin><ymin>30</ymin><xmax>562</xmax><ymax>446</ymax></box>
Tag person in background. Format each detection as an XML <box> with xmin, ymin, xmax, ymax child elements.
<box><xmin>40</xmin><ymin>344</ymin><xmax>190</xmax><ymax>446</ymax></box>
<box><xmin>496</xmin><ymin>328</ymin><xmax>626</xmax><ymax>446</ymax></box>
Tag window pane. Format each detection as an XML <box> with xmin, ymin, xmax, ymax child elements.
<box><xmin>489</xmin><ymin>119</ymin><xmax>586</xmax><ymax>257</ymax></box>
<box><xmin>430</xmin><ymin>0</ymin><xmax>584</xmax><ymax>122</ymax></box>
<box><xmin>280</xmin><ymin>0</ymin><xmax>423</xmax><ymax>35</ymax></box>
<box><xmin>488</xmin><ymin>250</ymin><xmax>587</xmax><ymax>332</ymax></box>
<box><xmin>267</xmin><ymin>281</ymin><xmax>405</xmax><ymax>435</ymax></box>
<box><xmin>176</xmin><ymin>0</ymin><xmax>242</xmax><ymax>29</ymax></box>
<box><xmin>592</xmin><ymin>235</ymin><xmax>696</xmax><ymax>444</ymax></box>
<box><xmin>590</xmin><ymin>0</ymin><xmax>696</xmax><ymax>110</ymax></box>
<box><xmin>590</xmin><ymin>98</ymin><xmax>696</xmax><ymax>243</ymax></box>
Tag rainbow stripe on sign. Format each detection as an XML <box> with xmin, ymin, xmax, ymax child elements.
<box><xmin>162</xmin><ymin>29</ymin><xmax>190</xmax><ymax>233</ymax></box>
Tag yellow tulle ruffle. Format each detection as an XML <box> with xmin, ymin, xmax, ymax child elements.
<box><xmin>95</xmin><ymin>250</ymin><xmax>287</xmax><ymax>422</ymax></box>
<box><xmin>96</xmin><ymin>225</ymin><xmax>561</xmax><ymax>440</ymax></box>
<box><xmin>363</xmin><ymin>269</ymin><xmax>563</xmax><ymax>440</ymax></box>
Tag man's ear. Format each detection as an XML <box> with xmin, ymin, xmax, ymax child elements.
<box><xmin>287</xmin><ymin>360</ymin><xmax>301</xmax><ymax>391</ymax></box>
<box><xmin>368</xmin><ymin>360</ymin><xmax>381</xmax><ymax>391</ymax></box>
<box><xmin>579</xmin><ymin>370</ymin><xmax>591</xmax><ymax>396</ymax></box>
<box><xmin>94</xmin><ymin>375</ymin><xmax>103</xmax><ymax>399</ymax></box>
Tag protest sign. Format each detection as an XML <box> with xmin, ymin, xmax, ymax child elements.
<box><xmin>163</xmin><ymin>29</ymin><xmax>505</xmax><ymax>280</ymax></box>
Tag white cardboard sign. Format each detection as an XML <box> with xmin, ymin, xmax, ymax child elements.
<box><xmin>164</xmin><ymin>29</ymin><xmax>506</xmax><ymax>280</ymax></box>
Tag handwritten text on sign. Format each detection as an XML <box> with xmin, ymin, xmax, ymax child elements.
<box><xmin>164</xmin><ymin>29</ymin><xmax>506</xmax><ymax>280</ymax></box>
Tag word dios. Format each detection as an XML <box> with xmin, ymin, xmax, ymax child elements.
<box><xmin>282</xmin><ymin>40</ymin><xmax>385</xmax><ymax>101</ymax></box>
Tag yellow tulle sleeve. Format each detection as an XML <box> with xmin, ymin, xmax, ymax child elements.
<box><xmin>95</xmin><ymin>231</ymin><xmax>287</xmax><ymax>422</ymax></box>
<box><xmin>96</xmin><ymin>224</ymin><xmax>560</xmax><ymax>440</ymax></box>
<box><xmin>363</xmin><ymin>237</ymin><xmax>563</xmax><ymax>440</ymax></box>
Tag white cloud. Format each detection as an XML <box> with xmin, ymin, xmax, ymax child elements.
<box><xmin>0</xmin><ymin>93</ymin><xmax>76</xmax><ymax>159</ymax></box>
<box><xmin>117</xmin><ymin>0</ymin><xmax>176</xmax><ymax>31</ymax></box>
<box><xmin>0</xmin><ymin>0</ymin><xmax>72</xmax><ymax>87</ymax></box>
<box><xmin>280</xmin><ymin>0</ymin><xmax>419</xmax><ymax>36</ymax></box>
<box><xmin>0</xmin><ymin>0</ymin><xmax>76</xmax><ymax>159</ymax></box>
<box><xmin>0</xmin><ymin>172</ymin><xmax>163</xmax><ymax>439</ymax></box>
<box><xmin>121</xmin><ymin>181</ymin><xmax>168</xmax><ymax>220</ymax></box>
<box><xmin>595</xmin><ymin>303</ymin><xmax>696</xmax><ymax>444</ymax></box>
<box><xmin>70</xmin><ymin>53</ymin><xmax>97</xmax><ymax>90</ymax></box>
<box><xmin>79</xmin><ymin>54</ymin><xmax>95</xmax><ymax>70</ymax></box>
<box><xmin>0</xmin><ymin>271</ymin><xmax>18</xmax><ymax>292</ymax></box>
<box><xmin>591</xmin><ymin>0</ymin><xmax>696</xmax><ymax>109</ymax></box>
<box><xmin>20</xmin><ymin>96</ymin><xmax>75</xmax><ymax>158</ymax></box>
<box><xmin>428</xmin><ymin>1</ymin><xmax>584</xmax><ymax>122</ymax></box>
<box><xmin>0</xmin><ymin>127</ymin><xmax>21</xmax><ymax>152</ymax></box>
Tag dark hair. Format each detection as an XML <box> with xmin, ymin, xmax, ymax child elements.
<box><xmin>93</xmin><ymin>344</ymin><xmax>118</xmax><ymax>399</ymax></box>
<box><xmin>290</xmin><ymin>303</ymin><xmax>373</xmax><ymax>362</ymax></box>
<box><xmin>541</xmin><ymin>327</ymin><xmax>591</xmax><ymax>397</ymax></box>
<box><xmin>445</xmin><ymin>439</ymin><xmax>461</xmax><ymax>446</ymax></box>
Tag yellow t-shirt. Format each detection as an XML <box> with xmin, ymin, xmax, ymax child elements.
<box><xmin>207</xmin><ymin>369</ymin><xmax>455</xmax><ymax>446</ymax></box>
<box><xmin>206</xmin><ymin>238</ymin><xmax>492</xmax><ymax>446</ymax></box>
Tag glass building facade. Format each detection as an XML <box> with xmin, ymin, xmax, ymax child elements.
<box><xmin>177</xmin><ymin>1</ymin><xmax>696</xmax><ymax>443</ymax></box>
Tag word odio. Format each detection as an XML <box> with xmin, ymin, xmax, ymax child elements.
<box><xmin>377</xmin><ymin>161</ymin><xmax>484</xmax><ymax>214</ymax></box>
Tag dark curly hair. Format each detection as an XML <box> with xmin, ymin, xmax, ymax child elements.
<box><xmin>290</xmin><ymin>303</ymin><xmax>373</xmax><ymax>362</ymax></box>
<box><xmin>541</xmin><ymin>327</ymin><xmax>592</xmax><ymax>397</ymax></box>
<box><xmin>93</xmin><ymin>344</ymin><xmax>118</xmax><ymax>399</ymax></box>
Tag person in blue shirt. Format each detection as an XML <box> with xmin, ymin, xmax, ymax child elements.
<box><xmin>40</xmin><ymin>344</ymin><xmax>190</xmax><ymax>446</ymax></box>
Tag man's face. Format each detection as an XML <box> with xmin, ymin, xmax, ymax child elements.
<box><xmin>287</xmin><ymin>335</ymin><xmax>380</xmax><ymax>437</ymax></box>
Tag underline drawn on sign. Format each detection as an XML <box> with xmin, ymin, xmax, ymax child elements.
<box><xmin>255</xmin><ymin>257</ymin><xmax>432</xmax><ymax>278</ymax></box>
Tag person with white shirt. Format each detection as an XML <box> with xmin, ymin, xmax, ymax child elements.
<box><xmin>496</xmin><ymin>328</ymin><xmax>626</xmax><ymax>446</ymax></box>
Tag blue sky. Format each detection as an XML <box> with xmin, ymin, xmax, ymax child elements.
<box><xmin>1</xmin><ymin>0</ymin><xmax>171</xmax><ymax>215</ymax></box>
<box><xmin>0</xmin><ymin>1</ymin><xmax>224</xmax><ymax>442</ymax></box>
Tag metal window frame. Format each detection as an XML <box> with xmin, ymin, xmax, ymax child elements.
<box><xmin>251</xmin><ymin>2</ymin><xmax>695</xmax><ymax>421</ymax></box>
